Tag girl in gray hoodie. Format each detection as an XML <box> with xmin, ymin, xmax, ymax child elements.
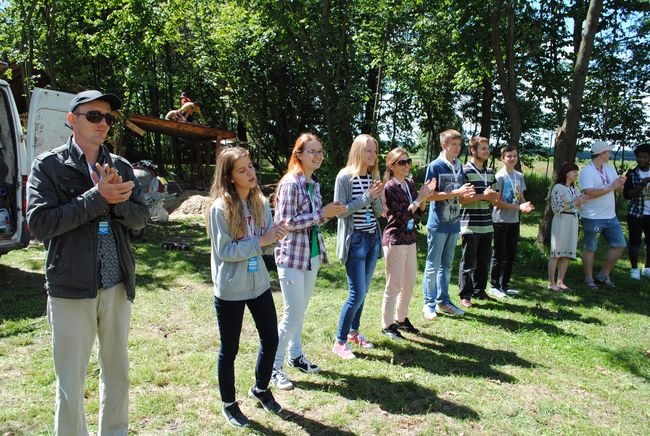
<box><xmin>207</xmin><ymin>147</ymin><xmax>288</xmax><ymax>428</ymax></box>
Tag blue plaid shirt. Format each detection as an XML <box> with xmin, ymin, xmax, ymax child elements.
<box><xmin>623</xmin><ymin>167</ymin><xmax>649</xmax><ymax>218</ymax></box>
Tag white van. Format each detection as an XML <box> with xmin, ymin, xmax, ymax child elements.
<box><xmin>0</xmin><ymin>82</ymin><xmax>73</xmax><ymax>257</ymax></box>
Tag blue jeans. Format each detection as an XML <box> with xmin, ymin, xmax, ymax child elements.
<box><xmin>423</xmin><ymin>230</ymin><xmax>459</xmax><ymax>309</ymax></box>
<box><xmin>336</xmin><ymin>231</ymin><xmax>380</xmax><ymax>342</ymax></box>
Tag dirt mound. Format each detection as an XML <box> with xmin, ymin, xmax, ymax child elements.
<box><xmin>169</xmin><ymin>191</ymin><xmax>212</xmax><ymax>216</ymax></box>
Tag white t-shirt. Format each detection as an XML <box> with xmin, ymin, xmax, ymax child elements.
<box><xmin>640</xmin><ymin>169</ymin><xmax>650</xmax><ymax>215</ymax></box>
<box><xmin>579</xmin><ymin>162</ymin><xmax>618</xmax><ymax>219</ymax></box>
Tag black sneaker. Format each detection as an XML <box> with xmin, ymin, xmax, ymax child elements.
<box><xmin>222</xmin><ymin>402</ymin><xmax>250</xmax><ymax>428</ymax></box>
<box><xmin>288</xmin><ymin>355</ymin><xmax>321</xmax><ymax>373</ymax></box>
<box><xmin>395</xmin><ymin>318</ymin><xmax>420</xmax><ymax>334</ymax></box>
<box><xmin>382</xmin><ymin>323</ymin><xmax>405</xmax><ymax>339</ymax></box>
<box><xmin>248</xmin><ymin>387</ymin><xmax>283</xmax><ymax>414</ymax></box>
<box><xmin>474</xmin><ymin>291</ymin><xmax>493</xmax><ymax>300</ymax></box>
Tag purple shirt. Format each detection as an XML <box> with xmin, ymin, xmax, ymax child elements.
<box><xmin>382</xmin><ymin>178</ymin><xmax>422</xmax><ymax>246</ymax></box>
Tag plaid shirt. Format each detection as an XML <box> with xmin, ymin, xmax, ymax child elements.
<box><xmin>624</xmin><ymin>167</ymin><xmax>648</xmax><ymax>218</ymax></box>
<box><xmin>274</xmin><ymin>172</ymin><xmax>328</xmax><ymax>270</ymax></box>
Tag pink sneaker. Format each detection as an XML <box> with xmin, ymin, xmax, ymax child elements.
<box><xmin>460</xmin><ymin>298</ymin><xmax>472</xmax><ymax>308</ymax></box>
<box><xmin>332</xmin><ymin>341</ymin><xmax>356</xmax><ymax>359</ymax></box>
<box><xmin>347</xmin><ymin>333</ymin><xmax>374</xmax><ymax>349</ymax></box>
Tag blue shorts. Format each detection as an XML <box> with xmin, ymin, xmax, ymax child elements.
<box><xmin>582</xmin><ymin>217</ymin><xmax>626</xmax><ymax>252</ymax></box>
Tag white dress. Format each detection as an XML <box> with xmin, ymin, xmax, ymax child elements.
<box><xmin>549</xmin><ymin>184</ymin><xmax>581</xmax><ymax>259</ymax></box>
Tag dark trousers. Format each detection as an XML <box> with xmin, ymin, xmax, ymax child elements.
<box><xmin>627</xmin><ymin>215</ymin><xmax>650</xmax><ymax>268</ymax></box>
<box><xmin>490</xmin><ymin>222</ymin><xmax>520</xmax><ymax>290</ymax></box>
<box><xmin>459</xmin><ymin>233</ymin><xmax>493</xmax><ymax>300</ymax></box>
<box><xmin>214</xmin><ymin>289</ymin><xmax>278</xmax><ymax>403</ymax></box>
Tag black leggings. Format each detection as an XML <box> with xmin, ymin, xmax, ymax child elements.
<box><xmin>214</xmin><ymin>289</ymin><xmax>278</xmax><ymax>403</ymax></box>
<box><xmin>627</xmin><ymin>215</ymin><xmax>650</xmax><ymax>268</ymax></box>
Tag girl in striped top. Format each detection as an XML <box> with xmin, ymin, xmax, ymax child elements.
<box><xmin>332</xmin><ymin>134</ymin><xmax>384</xmax><ymax>359</ymax></box>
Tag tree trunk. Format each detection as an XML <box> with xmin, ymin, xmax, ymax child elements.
<box><xmin>490</xmin><ymin>4</ymin><xmax>521</xmax><ymax>148</ymax></box>
<box><xmin>537</xmin><ymin>0</ymin><xmax>603</xmax><ymax>246</ymax></box>
<box><xmin>480</xmin><ymin>76</ymin><xmax>493</xmax><ymax>138</ymax></box>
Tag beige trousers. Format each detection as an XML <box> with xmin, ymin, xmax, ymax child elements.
<box><xmin>381</xmin><ymin>243</ymin><xmax>417</xmax><ymax>328</ymax></box>
<box><xmin>47</xmin><ymin>283</ymin><xmax>132</xmax><ymax>436</ymax></box>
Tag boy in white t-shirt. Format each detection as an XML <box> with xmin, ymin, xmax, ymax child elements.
<box><xmin>623</xmin><ymin>143</ymin><xmax>650</xmax><ymax>280</ymax></box>
<box><xmin>578</xmin><ymin>141</ymin><xmax>626</xmax><ymax>289</ymax></box>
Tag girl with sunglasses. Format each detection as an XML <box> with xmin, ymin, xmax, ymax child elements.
<box><xmin>380</xmin><ymin>148</ymin><xmax>435</xmax><ymax>339</ymax></box>
<box><xmin>206</xmin><ymin>147</ymin><xmax>288</xmax><ymax>427</ymax></box>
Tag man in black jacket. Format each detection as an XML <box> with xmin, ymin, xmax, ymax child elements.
<box><xmin>27</xmin><ymin>90</ymin><xmax>148</xmax><ymax>435</ymax></box>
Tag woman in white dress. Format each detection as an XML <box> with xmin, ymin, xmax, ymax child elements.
<box><xmin>547</xmin><ymin>162</ymin><xmax>589</xmax><ymax>291</ymax></box>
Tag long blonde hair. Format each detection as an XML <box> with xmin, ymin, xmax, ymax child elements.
<box><xmin>383</xmin><ymin>147</ymin><xmax>408</xmax><ymax>183</ymax></box>
<box><xmin>274</xmin><ymin>132</ymin><xmax>322</xmax><ymax>206</ymax></box>
<box><xmin>207</xmin><ymin>147</ymin><xmax>265</xmax><ymax>238</ymax></box>
<box><xmin>343</xmin><ymin>134</ymin><xmax>380</xmax><ymax>179</ymax></box>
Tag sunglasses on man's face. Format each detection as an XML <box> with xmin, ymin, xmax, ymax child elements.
<box><xmin>75</xmin><ymin>111</ymin><xmax>117</xmax><ymax>126</ymax></box>
<box><xmin>394</xmin><ymin>158</ymin><xmax>412</xmax><ymax>166</ymax></box>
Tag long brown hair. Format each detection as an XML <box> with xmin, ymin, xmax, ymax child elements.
<box><xmin>274</xmin><ymin>132</ymin><xmax>323</xmax><ymax>206</ymax></box>
<box><xmin>207</xmin><ymin>146</ymin><xmax>265</xmax><ymax>238</ymax></box>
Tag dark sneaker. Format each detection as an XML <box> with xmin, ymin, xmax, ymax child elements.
<box><xmin>474</xmin><ymin>291</ymin><xmax>493</xmax><ymax>300</ymax></box>
<box><xmin>288</xmin><ymin>355</ymin><xmax>321</xmax><ymax>373</ymax></box>
<box><xmin>222</xmin><ymin>402</ymin><xmax>250</xmax><ymax>428</ymax></box>
<box><xmin>382</xmin><ymin>323</ymin><xmax>405</xmax><ymax>339</ymax></box>
<box><xmin>248</xmin><ymin>388</ymin><xmax>283</xmax><ymax>414</ymax></box>
<box><xmin>594</xmin><ymin>273</ymin><xmax>615</xmax><ymax>288</ymax></box>
<box><xmin>395</xmin><ymin>317</ymin><xmax>420</xmax><ymax>334</ymax></box>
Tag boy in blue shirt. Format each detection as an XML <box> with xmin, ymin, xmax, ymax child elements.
<box><xmin>422</xmin><ymin>130</ymin><xmax>475</xmax><ymax>319</ymax></box>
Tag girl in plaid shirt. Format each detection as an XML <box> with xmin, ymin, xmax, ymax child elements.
<box><xmin>271</xmin><ymin>133</ymin><xmax>346</xmax><ymax>390</ymax></box>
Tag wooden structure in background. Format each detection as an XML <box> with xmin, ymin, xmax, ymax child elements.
<box><xmin>126</xmin><ymin>114</ymin><xmax>237</xmax><ymax>188</ymax></box>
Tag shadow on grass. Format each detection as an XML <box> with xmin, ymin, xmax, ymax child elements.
<box><xmin>0</xmin><ymin>263</ymin><xmax>46</xmax><ymax>336</ymax></box>
<box><xmin>299</xmin><ymin>371</ymin><xmax>479</xmax><ymax>419</ymax></box>
<box><xmin>247</xmin><ymin>409</ymin><xmax>357</xmax><ymax>435</ymax></box>
<box><xmin>602</xmin><ymin>347</ymin><xmax>650</xmax><ymax>382</ymax></box>
<box><xmin>374</xmin><ymin>333</ymin><xmax>534</xmax><ymax>383</ymax></box>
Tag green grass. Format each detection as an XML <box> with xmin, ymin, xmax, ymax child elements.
<box><xmin>1</xmin><ymin>213</ymin><xmax>649</xmax><ymax>435</ymax></box>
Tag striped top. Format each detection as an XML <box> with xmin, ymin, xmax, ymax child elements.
<box><xmin>351</xmin><ymin>175</ymin><xmax>378</xmax><ymax>231</ymax></box>
<box><xmin>460</xmin><ymin>162</ymin><xmax>498</xmax><ymax>234</ymax></box>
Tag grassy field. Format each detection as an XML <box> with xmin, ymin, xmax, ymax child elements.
<box><xmin>1</xmin><ymin>211</ymin><xmax>649</xmax><ymax>435</ymax></box>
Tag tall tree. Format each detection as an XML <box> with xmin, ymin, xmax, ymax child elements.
<box><xmin>537</xmin><ymin>0</ymin><xmax>603</xmax><ymax>245</ymax></box>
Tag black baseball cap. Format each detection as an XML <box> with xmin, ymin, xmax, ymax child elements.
<box><xmin>68</xmin><ymin>90</ymin><xmax>122</xmax><ymax>112</ymax></box>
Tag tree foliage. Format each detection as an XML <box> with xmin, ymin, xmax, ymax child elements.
<box><xmin>0</xmin><ymin>0</ymin><xmax>648</xmax><ymax>185</ymax></box>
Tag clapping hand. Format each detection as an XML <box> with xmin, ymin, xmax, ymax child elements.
<box><xmin>260</xmin><ymin>221</ymin><xmax>289</xmax><ymax>246</ymax></box>
<box><xmin>92</xmin><ymin>163</ymin><xmax>134</xmax><ymax>205</ymax></box>
<box><xmin>367</xmin><ymin>179</ymin><xmax>384</xmax><ymax>199</ymax></box>
<box><xmin>323</xmin><ymin>201</ymin><xmax>347</xmax><ymax>218</ymax></box>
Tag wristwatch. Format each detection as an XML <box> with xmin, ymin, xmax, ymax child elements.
<box><xmin>412</xmin><ymin>200</ymin><xmax>421</xmax><ymax>208</ymax></box>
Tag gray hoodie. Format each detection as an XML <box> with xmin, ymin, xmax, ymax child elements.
<box><xmin>209</xmin><ymin>197</ymin><xmax>273</xmax><ymax>301</ymax></box>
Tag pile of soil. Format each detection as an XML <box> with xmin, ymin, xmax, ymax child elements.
<box><xmin>168</xmin><ymin>191</ymin><xmax>211</xmax><ymax>217</ymax></box>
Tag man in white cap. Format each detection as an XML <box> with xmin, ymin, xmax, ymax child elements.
<box><xmin>578</xmin><ymin>140</ymin><xmax>627</xmax><ymax>289</ymax></box>
<box><xmin>27</xmin><ymin>90</ymin><xmax>149</xmax><ymax>435</ymax></box>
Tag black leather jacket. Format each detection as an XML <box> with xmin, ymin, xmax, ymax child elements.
<box><xmin>27</xmin><ymin>138</ymin><xmax>149</xmax><ymax>301</ymax></box>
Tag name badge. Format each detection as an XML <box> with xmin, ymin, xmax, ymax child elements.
<box><xmin>365</xmin><ymin>209</ymin><xmax>372</xmax><ymax>224</ymax></box>
<box><xmin>98</xmin><ymin>221</ymin><xmax>110</xmax><ymax>235</ymax></box>
<box><xmin>406</xmin><ymin>218</ymin><xmax>415</xmax><ymax>232</ymax></box>
<box><xmin>247</xmin><ymin>256</ymin><xmax>259</xmax><ymax>273</ymax></box>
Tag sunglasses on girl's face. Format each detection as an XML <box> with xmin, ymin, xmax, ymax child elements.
<box><xmin>394</xmin><ymin>158</ymin><xmax>412</xmax><ymax>166</ymax></box>
<box><xmin>75</xmin><ymin>111</ymin><xmax>117</xmax><ymax>126</ymax></box>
